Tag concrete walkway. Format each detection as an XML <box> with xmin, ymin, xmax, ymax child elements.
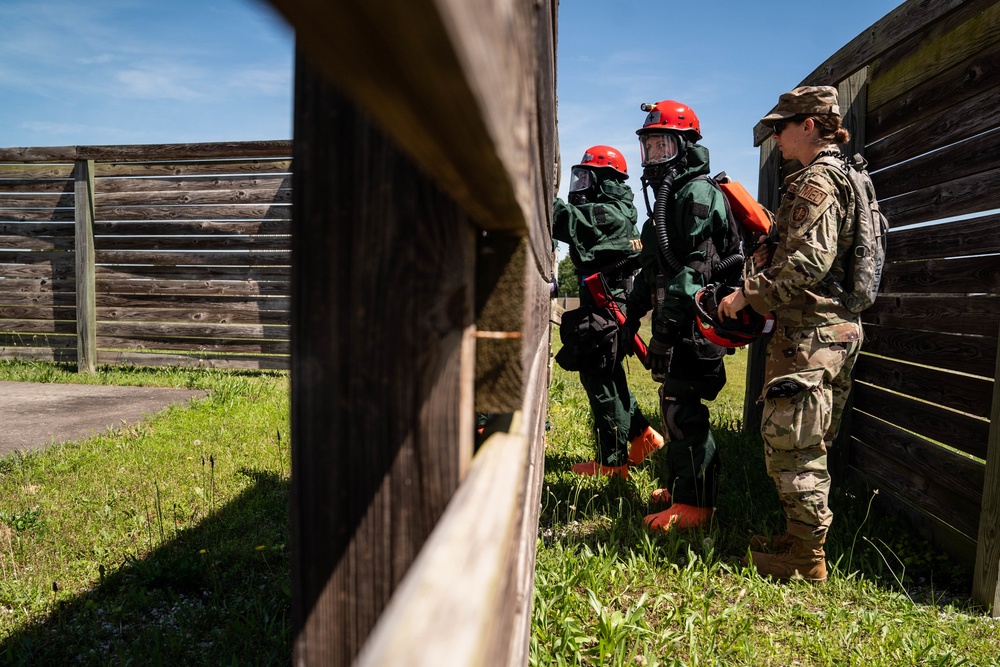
<box><xmin>0</xmin><ymin>381</ymin><xmax>206</xmax><ymax>457</ymax></box>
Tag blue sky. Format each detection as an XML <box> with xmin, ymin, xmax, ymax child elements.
<box><xmin>556</xmin><ymin>0</ymin><xmax>901</xmax><ymax>201</ymax></box>
<box><xmin>1</xmin><ymin>0</ymin><xmax>901</xmax><ymax>198</ymax></box>
<box><xmin>0</xmin><ymin>0</ymin><xmax>293</xmax><ymax>147</ymax></box>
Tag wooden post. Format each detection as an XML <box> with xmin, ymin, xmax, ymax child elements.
<box><xmin>973</xmin><ymin>324</ymin><xmax>1000</xmax><ymax>616</ymax></box>
<box><xmin>74</xmin><ymin>159</ymin><xmax>97</xmax><ymax>373</ymax></box>
<box><xmin>289</xmin><ymin>59</ymin><xmax>475</xmax><ymax>665</ymax></box>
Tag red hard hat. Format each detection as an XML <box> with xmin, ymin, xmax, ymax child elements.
<box><xmin>694</xmin><ymin>284</ymin><xmax>775</xmax><ymax>348</ymax></box>
<box><xmin>636</xmin><ymin>100</ymin><xmax>702</xmax><ymax>140</ymax></box>
<box><xmin>575</xmin><ymin>145</ymin><xmax>628</xmax><ymax>177</ymax></box>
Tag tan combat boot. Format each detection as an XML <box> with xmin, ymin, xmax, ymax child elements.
<box><xmin>747</xmin><ymin>535</ymin><xmax>827</xmax><ymax>582</ymax></box>
<box><xmin>627</xmin><ymin>426</ymin><xmax>666</xmax><ymax>465</ymax></box>
<box><xmin>748</xmin><ymin>533</ymin><xmax>795</xmax><ymax>553</ymax></box>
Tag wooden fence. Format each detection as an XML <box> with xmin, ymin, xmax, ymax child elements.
<box><xmin>750</xmin><ymin>0</ymin><xmax>1000</xmax><ymax>615</ymax></box>
<box><xmin>266</xmin><ymin>0</ymin><xmax>557</xmax><ymax>664</ymax></box>
<box><xmin>0</xmin><ymin>141</ymin><xmax>292</xmax><ymax>371</ymax></box>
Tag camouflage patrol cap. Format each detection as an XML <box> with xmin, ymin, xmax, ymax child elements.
<box><xmin>760</xmin><ymin>86</ymin><xmax>840</xmax><ymax>127</ymax></box>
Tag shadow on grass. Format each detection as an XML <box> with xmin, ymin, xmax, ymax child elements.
<box><xmin>0</xmin><ymin>469</ymin><xmax>291</xmax><ymax>667</ymax></box>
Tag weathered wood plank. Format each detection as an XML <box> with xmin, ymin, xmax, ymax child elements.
<box><xmin>95</xmin><ymin>306</ymin><xmax>290</xmax><ymax>326</ymax></box>
<box><xmin>95</xmin><ymin>350</ymin><xmax>289</xmax><ymax>370</ymax></box>
<box><xmin>0</xmin><ymin>305</ymin><xmax>76</xmax><ymax>320</ymax></box>
<box><xmin>96</xmin><ymin>335</ymin><xmax>289</xmax><ymax>354</ymax></box>
<box><xmin>0</xmin><ymin>333</ymin><xmax>75</xmax><ymax>349</ymax></box>
<box><xmin>880</xmin><ymin>255</ymin><xmax>1000</xmax><ymax>295</ymax></box>
<box><xmin>95</xmin><ymin>236</ymin><xmax>290</xmax><ymax>252</ymax></box>
<box><xmin>0</xmin><ymin>179</ymin><xmax>73</xmax><ymax>193</ymax></box>
<box><xmin>94</xmin><ymin>159</ymin><xmax>291</xmax><ymax>178</ymax></box>
<box><xmin>0</xmin><ymin>291</ymin><xmax>75</xmax><ymax>307</ymax></box>
<box><xmin>866</xmin><ymin>294</ymin><xmax>1000</xmax><ymax>338</ymax></box>
<box><xmin>0</xmin><ymin>140</ymin><xmax>292</xmax><ymax>162</ymax></box>
<box><xmin>289</xmin><ymin>63</ymin><xmax>476</xmax><ymax>665</ymax></box>
<box><xmin>867</xmin><ymin>85</ymin><xmax>1000</xmax><ymax>169</ymax></box>
<box><xmin>871</xmin><ymin>127</ymin><xmax>1000</xmax><ymax>198</ymax></box>
<box><xmin>851</xmin><ymin>434</ymin><xmax>982</xmax><ymax>540</ymax></box>
<box><xmin>0</xmin><ymin>222</ymin><xmax>74</xmax><ymax>236</ymax></box>
<box><xmin>879</xmin><ymin>164</ymin><xmax>1000</xmax><ymax>227</ymax></box>
<box><xmin>0</xmin><ymin>252</ymin><xmax>74</xmax><ymax>268</ymax></box>
<box><xmin>96</xmin><ymin>321</ymin><xmax>289</xmax><ymax>340</ymax></box>
<box><xmin>0</xmin><ymin>235</ymin><xmax>74</xmax><ymax>251</ymax></box>
<box><xmin>854</xmin><ymin>382</ymin><xmax>989</xmax><ymax>459</ymax></box>
<box><xmin>95</xmin><ymin>186</ymin><xmax>292</xmax><ymax>207</ymax></box>
<box><xmin>0</xmin><ymin>193</ymin><xmax>74</xmax><ymax>208</ymax></box>
<box><xmin>95</xmin><ymin>204</ymin><xmax>292</xmax><ymax>221</ymax></box>
<box><xmin>94</xmin><ymin>250</ymin><xmax>291</xmax><ymax>266</ymax></box>
<box><xmin>867</xmin><ymin>39</ymin><xmax>1000</xmax><ymax>142</ymax></box>
<box><xmin>861</xmin><ymin>324</ymin><xmax>997</xmax><ymax>377</ymax></box>
<box><xmin>0</xmin><ymin>209</ymin><xmax>75</xmax><ymax>222</ymax></box>
<box><xmin>0</xmin><ymin>319</ymin><xmax>77</xmax><ymax>334</ymax></box>
<box><xmin>96</xmin><ymin>279</ymin><xmax>290</xmax><ymax>297</ymax></box>
<box><xmin>265</xmin><ymin>0</ymin><xmax>553</xmax><ymax>263</ymax></box>
<box><xmin>475</xmin><ymin>233</ymin><xmax>524</xmax><ymax>412</ymax></box>
<box><xmin>867</xmin><ymin>1</ymin><xmax>1000</xmax><ymax>110</ymax></box>
<box><xmin>0</xmin><ymin>164</ymin><xmax>74</xmax><ymax>179</ymax></box>
<box><xmin>973</xmin><ymin>324</ymin><xmax>1000</xmax><ymax>615</ymax></box>
<box><xmin>886</xmin><ymin>213</ymin><xmax>1000</xmax><ymax>261</ymax></box>
<box><xmin>94</xmin><ymin>220</ymin><xmax>292</xmax><ymax>235</ymax></box>
<box><xmin>95</xmin><ymin>174</ymin><xmax>290</xmax><ymax>194</ymax></box>
<box><xmin>96</xmin><ymin>294</ymin><xmax>290</xmax><ymax>311</ymax></box>
<box><xmin>854</xmin><ymin>354</ymin><xmax>994</xmax><ymax>418</ymax></box>
<box><xmin>853</xmin><ymin>411</ymin><xmax>985</xmax><ymax>505</ymax></box>
<box><xmin>357</xmin><ymin>308</ymin><xmax>548</xmax><ymax>666</ymax></box>
<box><xmin>96</xmin><ymin>265</ymin><xmax>290</xmax><ymax>283</ymax></box>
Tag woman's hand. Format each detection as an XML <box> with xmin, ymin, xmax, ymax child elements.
<box><xmin>718</xmin><ymin>287</ymin><xmax>749</xmax><ymax>319</ymax></box>
<box><xmin>753</xmin><ymin>234</ymin><xmax>774</xmax><ymax>270</ymax></box>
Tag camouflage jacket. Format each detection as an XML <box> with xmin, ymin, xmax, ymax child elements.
<box><xmin>743</xmin><ymin>157</ymin><xmax>859</xmax><ymax>327</ymax></box>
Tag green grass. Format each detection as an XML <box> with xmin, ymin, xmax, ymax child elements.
<box><xmin>533</xmin><ymin>331</ymin><xmax>1000</xmax><ymax>666</ymax></box>
<box><xmin>3</xmin><ymin>347</ymin><xmax>998</xmax><ymax>666</ymax></box>
<box><xmin>0</xmin><ymin>360</ymin><xmax>290</xmax><ymax>666</ymax></box>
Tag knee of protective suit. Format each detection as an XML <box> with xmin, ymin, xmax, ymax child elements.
<box><xmin>760</xmin><ymin>370</ymin><xmax>831</xmax><ymax>451</ymax></box>
<box><xmin>658</xmin><ymin>393</ymin><xmax>704</xmax><ymax>443</ymax></box>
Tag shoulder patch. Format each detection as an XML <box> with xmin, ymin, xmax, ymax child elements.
<box><xmin>691</xmin><ymin>202</ymin><xmax>710</xmax><ymax>219</ymax></box>
<box><xmin>791</xmin><ymin>204</ymin><xmax>809</xmax><ymax>224</ymax></box>
<box><xmin>797</xmin><ymin>182</ymin><xmax>829</xmax><ymax>207</ymax></box>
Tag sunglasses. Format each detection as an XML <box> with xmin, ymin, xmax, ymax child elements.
<box><xmin>772</xmin><ymin>116</ymin><xmax>806</xmax><ymax>136</ymax></box>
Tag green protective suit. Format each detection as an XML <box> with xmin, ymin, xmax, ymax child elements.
<box><xmin>553</xmin><ymin>176</ymin><xmax>651</xmax><ymax>466</ymax></box>
<box><xmin>627</xmin><ymin>143</ymin><xmax>730</xmax><ymax>507</ymax></box>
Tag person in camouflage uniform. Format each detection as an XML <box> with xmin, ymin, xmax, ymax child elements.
<box><xmin>719</xmin><ymin>86</ymin><xmax>863</xmax><ymax>582</ymax></box>
<box><xmin>553</xmin><ymin>145</ymin><xmax>663</xmax><ymax>478</ymax></box>
<box><xmin>625</xmin><ymin>100</ymin><xmax>733</xmax><ymax>532</ymax></box>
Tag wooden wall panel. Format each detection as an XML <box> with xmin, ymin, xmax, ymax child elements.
<box><xmin>289</xmin><ymin>62</ymin><xmax>476</xmax><ymax>666</ymax></box>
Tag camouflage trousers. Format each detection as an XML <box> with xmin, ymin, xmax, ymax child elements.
<box><xmin>760</xmin><ymin>322</ymin><xmax>862</xmax><ymax>539</ymax></box>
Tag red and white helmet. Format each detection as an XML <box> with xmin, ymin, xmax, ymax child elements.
<box><xmin>694</xmin><ymin>284</ymin><xmax>775</xmax><ymax>348</ymax></box>
<box><xmin>575</xmin><ymin>145</ymin><xmax>628</xmax><ymax>177</ymax></box>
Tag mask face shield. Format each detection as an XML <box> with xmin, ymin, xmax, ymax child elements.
<box><xmin>638</xmin><ymin>132</ymin><xmax>680</xmax><ymax>167</ymax></box>
<box><xmin>568</xmin><ymin>167</ymin><xmax>594</xmax><ymax>194</ymax></box>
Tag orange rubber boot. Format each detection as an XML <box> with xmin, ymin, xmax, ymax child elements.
<box><xmin>627</xmin><ymin>426</ymin><xmax>666</xmax><ymax>465</ymax></box>
<box><xmin>570</xmin><ymin>460</ymin><xmax>628</xmax><ymax>480</ymax></box>
<box><xmin>644</xmin><ymin>503</ymin><xmax>713</xmax><ymax>532</ymax></box>
<box><xmin>650</xmin><ymin>488</ymin><xmax>672</xmax><ymax>505</ymax></box>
